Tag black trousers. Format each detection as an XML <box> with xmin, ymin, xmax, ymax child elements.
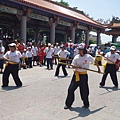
<box><xmin>100</xmin><ymin>64</ymin><xmax>118</xmax><ymax>86</ymax></box>
<box><xmin>65</xmin><ymin>74</ymin><xmax>89</xmax><ymax>107</ymax></box>
<box><xmin>46</xmin><ymin>58</ymin><xmax>53</xmax><ymax>69</ymax></box>
<box><xmin>54</xmin><ymin>55</ymin><xmax>58</xmax><ymax>65</ymax></box>
<box><xmin>33</xmin><ymin>56</ymin><xmax>39</xmax><ymax>62</ymax></box>
<box><xmin>2</xmin><ymin>64</ymin><xmax>22</xmax><ymax>86</ymax></box>
<box><xmin>55</xmin><ymin>60</ymin><xmax>68</xmax><ymax>76</ymax></box>
<box><xmin>43</xmin><ymin>55</ymin><xmax>46</xmax><ymax>65</ymax></box>
<box><xmin>27</xmin><ymin>57</ymin><xmax>32</xmax><ymax>68</ymax></box>
<box><xmin>0</xmin><ymin>59</ymin><xmax>4</xmax><ymax>69</ymax></box>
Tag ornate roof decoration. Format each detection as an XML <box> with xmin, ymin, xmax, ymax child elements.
<box><xmin>10</xmin><ymin>0</ymin><xmax>105</xmax><ymax>28</ymax></box>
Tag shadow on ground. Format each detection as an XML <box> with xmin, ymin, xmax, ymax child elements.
<box><xmin>52</xmin><ymin>76</ymin><xmax>71</xmax><ymax>81</ymax></box>
<box><xmin>68</xmin><ymin>106</ymin><xmax>106</xmax><ymax>120</ymax></box>
<box><xmin>99</xmin><ymin>86</ymin><xmax>120</xmax><ymax>95</ymax></box>
<box><xmin>0</xmin><ymin>85</ymin><xmax>28</xmax><ymax>92</ymax></box>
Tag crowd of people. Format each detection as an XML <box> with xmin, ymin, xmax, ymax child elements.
<box><xmin>0</xmin><ymin>39</ymin><xmax>120</xmax><ymax>109</ymax></box>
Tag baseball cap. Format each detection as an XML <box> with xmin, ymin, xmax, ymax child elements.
<box><xmin>9</xmin><ymin>43</ymin><xmax>16</xmax><ymax>47</ymax></box>
<box><xmin>48</xmin><ymin>43</ymin><xmax>51</xmax><ymax>46</ymax></box>
<box><xmin>110</xmin><ymin>46</ymin><xmax>116</xmax><ymax>51</ymax></box>
<box><xmin>60</xmin><ymin>44</ymin><xmax>65</xmax><ymax>48</ymax></box>
<box><xmin>77</xmin><ymin>43</ymin><xmax>86</xmax><ymax>50</ymax></box>
<box><xmin>28</xmin><ymin>47</ymin><xmax>31</xmax><ymax>49</ymax></box>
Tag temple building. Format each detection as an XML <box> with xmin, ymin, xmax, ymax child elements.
<box><xmin>105</xmin><ymin>17</ymin><xmax>120</xmax><ymax>43</ymax></box>
<box><xmin>0</xmin><ymin>0</ymin><xmax>106</xmax><ymax>46</ymax></box>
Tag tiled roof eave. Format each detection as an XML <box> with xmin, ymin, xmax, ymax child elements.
<box><xmin>12</xmin><ymin>0</ymin><xmax>105</xmax><ymax>29</ymax></box>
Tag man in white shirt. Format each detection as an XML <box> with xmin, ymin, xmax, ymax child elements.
<box><xmin>32</xmin><ymin>42</ymin><xmax>38</xmax><ymax>66</ymax></box>
<box><xmin>99</xmin><ymin>46</ymin><xmax>120</xmax><ymax>88</ymax></box>
<box><xmin>73</xmin><ymin>46</ymin><xmax>79</xmax><ymax>57</ymax></box>
<box><xmin>26</xmin><ymin>47</ymin><xmax>33</xmax><ymax>68</ymax></box>
<box><xmin>54</xmin><ymin>44</ymin><xmax>70</xmax><ymax>77</ymax></box>
<box><xmin>54</xmin><ymin>43</ymin><xmax>60</xmax><ymax>65</ymax></box>
<box><xmin>2</xmin><ymin>43</ymin><xmax>23</xmax><ymax>87</ymax></box>
<box><xmin>44</xmin><ymin>43</ymin><xmax>54</xmax><ymax>69</ymax></box>
<box><xmin>67</xmin><ymin>40</ymin><xmax>74</xmax><ymax>48</ymax></box>
<box><xmin>64</xmin><ymin>43</ymin><xmax>101</xmax><ymax>109</ymax></box>
<box><xmin>0</xmin><ymin>40</ymin><xmax>5</xmax><ymax>73</ymax></box>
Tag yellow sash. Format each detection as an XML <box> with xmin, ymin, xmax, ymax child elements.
<box><xmin>5</xmin><ymin>61</ymin><xmax>18</xmax><ymax>68</ymax></box>
<box><xmin>74</xmin><ymin>70</ymin><xmax>87</xmax><ymax>82</ymax></box>
<box><xmin>59</xmin><ymin>58</ymin><xmax>66</xmax><ymax>61</ymax></box>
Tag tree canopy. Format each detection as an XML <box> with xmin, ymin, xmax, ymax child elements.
<box><xmin>57</xmin><ymin>0</ymin><xmax>69</xmax><ymax>7</ymax></box>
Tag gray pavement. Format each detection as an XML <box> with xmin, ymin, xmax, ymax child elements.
<box><xmin>0</xmin><ymin>64</ymin><xmax>120</xmax><ymax>120</ymax></box>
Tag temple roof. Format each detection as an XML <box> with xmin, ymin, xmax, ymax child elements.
<box><xmin>12</xmin><ymin>0</ymin><xmax>105</xmax><ymax>28</ymax></box>
<box><xmin>109</xmin><ymin>23</ymin><xmax>120</xmax><ymax>28</ymax></box>
<box><xmin>105</xmin><ymin>29</ymin><xmax>120</xmax><ymax>35</ymax></box>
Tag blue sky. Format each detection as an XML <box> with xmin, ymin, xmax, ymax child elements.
<box><xmin>53</xmin><ymin>0</ymin><xmax>120</xmax><ymax>43</ymax></box>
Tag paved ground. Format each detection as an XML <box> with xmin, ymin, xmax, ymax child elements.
<box><xmin>0</xmin><ymin>64</ymin><xmax>120</xmax><ymax>120</ymax></box>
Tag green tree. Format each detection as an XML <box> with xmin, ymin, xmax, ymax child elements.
<box><xmin>89</xmin><ymin>40</ymin><xmax>96</xmax><ymax>45</ymax></box>
<box><xmin>57</xmin><ymin>0</ymin><xmax>69</xmax><ymax>7</ymax></box>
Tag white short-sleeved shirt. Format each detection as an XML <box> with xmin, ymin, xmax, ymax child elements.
<box><xmin>68</xmin><ymin>42</ymin><xmax>74</xmax><ymax>48</ymax></box>
<box><xmin>105</xmin><ymin>52</ymin><xmax>120</xmax><ymax>63</ymax></box>
<box><xmin>32</xmin><ymin>46</ymin><xmax>38</xmax><ymax>56</ymax></box>
<box><xmin>71</xmin><ymin>54</ymin><xmax>94</xmax><ymax>72</ymax></box>
<box><xmin>54</xmin><ymin>46</ymin><xmax>61</xmax><ymax>55</ymax></box>
<box><xmin>26</xmin><ymin>50</ymin><xmax>33</xmax><ymax>58</ymax></box>
<box><xmin>73</xmin><ymin>48</ymin><xmax>79</xmax><ymax>57</ymax></box>
<box><xmin>96</xmin><ymin>49</ymin><xmax>101</xmax><ymax>55</ymax></box>
<box><xmin>0</xmin><ymin>46</ymin><xmax>5</xmax><ymax>59</ymax></box>
<box><xmin>22</xmin><ymin>52</ymin><xmax>28</xmax><ymax>58</ymax></box>
<box><xmin>44</xmin><ymin>47</ymin><xmax>54</xmax><ymax>58</ymax></box>
<box><xmin>4</xmin><ymin>50</ymin><xmax>22</xmax><ymax>63</ymax></box>
<box><xmin>57</xmin><ymin>50</ymin><xmax>70</xmax><ymax>58</ymax></box>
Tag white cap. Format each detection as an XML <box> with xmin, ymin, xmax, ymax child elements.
<box><xmin>9</xmin><ymin>43</ymin><xmax>16</xmax><ymax>47</ymax></box>
<box><xmin>0</xmin><ymin>40</ymin><xmax>2</xmax><ymax>43</ymax></box>
<box><xmin>110</xmin><ymin>46</ymin><xmax>116</xmax><ymax>51</ymax></box>
<box><xmin>48</xmin><ymin>43</ymin><xmax>51</xmax><ymax>46</ymax></box>
<box><xmin>77</xmin><ymin>43</ymin><xmax>86</xmax><ymax>50</ymax></box>
<box><xmin>60</xmin><ymin>44</ymin><xmax>65</xmax><ymax>48</ymax></box>
<box><xmin>77</xmin><ymin>44</ymin><xmax>84</xmax><ymax>50</ymax></box>
<box><xmin>28</xmin><ymin>47</ymin><xmax>31</xmax><ymax>49</ymax></box>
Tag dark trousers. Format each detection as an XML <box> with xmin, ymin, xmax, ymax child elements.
<box><xmin>33</xmin><ymin>56</ymin><xmax>39</xmax><ymax>65</ymax></box>
<box><xmin>43</xmin><ymin>56</ymin><xmax>46</xmax><ymax>65</ymax></box>
<box><xmin>54</xmin><ymin>55</ymin><xmax>58</xmax><ymax>65</ymax></box>
<box><xmin>46</xmin><ymin>58</ymin><xmax>53</xmax><ymax>69</ymax></box>
<box><xmin>65</xmin><ymin>74</ymin><xmax>89</xmax><ymax>107</ymax></box>
<box><xmin>100</xmin><ymin>64</ymin><xmax>118</xmax><ymax>86</ymax></box>
<box><xmin>2</xmin><ymin>64</ymin><xmax>22</xmax><ymax>86</ymax></box>
<box><xmin>0</xmin><ymin>59</ymin><xmax>4</xmax><ymax>69</ymax></box>
<box><xmin>27</xmin><ymin>57</ymin><xmax>32</xmax><ymax>68</ymax></box>
<box><xmin>55</xmin><ymin>60</ymin><xmax>68</xmax><ymax>76</ymax></box>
